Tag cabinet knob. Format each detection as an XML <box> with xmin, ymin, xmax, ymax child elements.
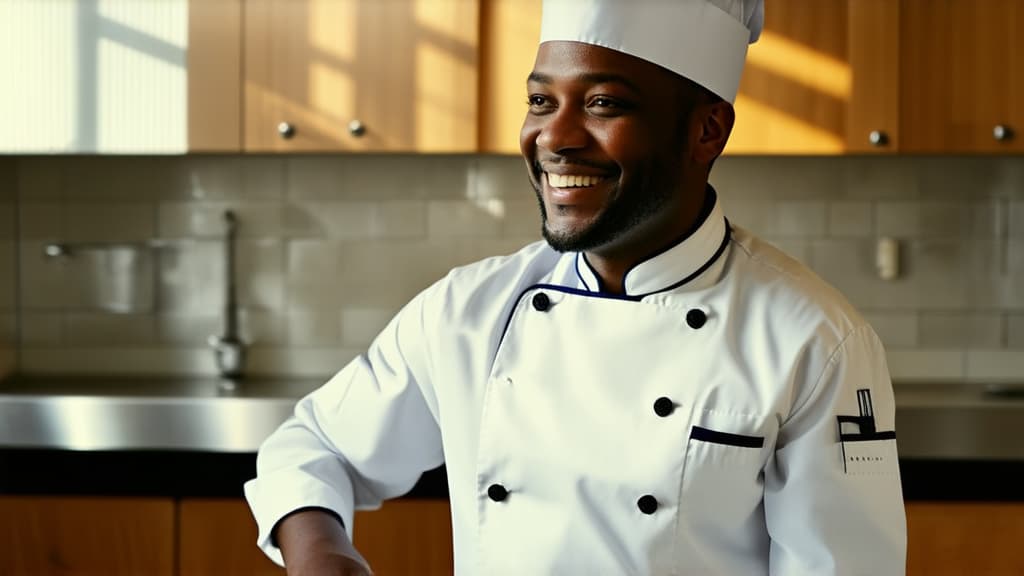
<box><xmin>868</xmin><ymin>130</ymin><xmax>889</xmax><ymax>147</ymax></box>
<box><xmin>993</xmin><ymin>124</ymin><xmax>1014</xmax><ymax>142</ymax></box>
<box><xmin>277</xmin><ymin>122</ymin><xmax>295</xmax><ymax>140</ymax></box>
<box><xmin>348</xmin><ymin>119</ymin><xmax>366</xmax><ymax>138</ymax></box>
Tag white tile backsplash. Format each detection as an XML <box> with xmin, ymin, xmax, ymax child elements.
<box><xmin>965</xmin><ymin>350</ymin><xmax>1024</xmax><ymax>382</ymax></box>
<box><xmin>65</xmin><ymin>314</ymin><xmax>156</xmax><ymax>346</ymax></box>
<box><xmin>341</xmin><ymin>307</ymin><xmax>397</xmax><ymax>347</ymax></box>
<box><xmin>7</xmin><ymin>155</ymin><xmax>1024</xmax><ymax>379</ymax></box>
<box><xmin>21</xmin><ymin>313</ymin><xmax>63</xmax><ymax>345</ymax></box>
<box><xmin>428</xmin><ymin>200</ymin><xmax>503</xmax><ymax>237</ymax></box>
<box><xmin>65</xmin><ymin>203</ymin><xmax>156</xmax><ymax>243</ymax></box>
<box><xmin>0</xmin><ymin>241</ymin><xmax>14</xmax><ymax>310</ymax></box>
<box><xmin>828</xmin><ymin>202</ymin><xmax>873</xmax><ymax>237</ymax></box>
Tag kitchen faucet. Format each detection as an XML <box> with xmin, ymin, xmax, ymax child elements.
<box><xmin>208</xmin><ymin>210</ymin><xmax>246</xmax><ymax>380</ymax></box>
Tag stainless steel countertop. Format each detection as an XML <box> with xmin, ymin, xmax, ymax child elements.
<box><xmin>0</xmin><ymin>377</ymin><xmax>324</xmax><ymax>453</ymax></box>
<box><xmin>2</xmin><ymin>376</ymin><xmax>1023</xmax><ymax>459</ymax></box>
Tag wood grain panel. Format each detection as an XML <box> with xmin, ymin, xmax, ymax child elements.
<box><xmin>846</xmin><ymin>0</ymin><xmax>900</xmax><ymax>153</ymax></box>
<box><xmin>906</xmin><ymin>502</ymin><xmax>1024</xmax><ymax>576</ymax></box>
<box><xmin>179</xmin><ymin>498</ymin><xmax>285</xmax><ymax>576</ymax></box>
<box><xmin>478</xmin><ymin>0</ymin><xmax>542</xmax><ymax>154</ymax></box>
<box><xmin>0</xmin><ymin>496</ymin><xmax>174</xmax><ymax>576</ymax></box>
<box><xmin>187</xmin><ymin>0</ymin><xmax>242</xmax><ymax>151</ymax></box>
<box><xmin>244</xmin><ymin>0</ymin><xmax>478</xmax><ymax>152</ymax></box>
<box><xmin>353</xmin><ymin>499</ymin><xmax>453</xmax><ymax>576</ymax></box>
<box><xmin>901</xmin><ymin>0</ymin><xmax>1024</xmax><ymax>153</ymax></box>
<box><xmin>728</xmin><ymin>0</ymin><xmax>849</xmax><ymax>154</ymax></box>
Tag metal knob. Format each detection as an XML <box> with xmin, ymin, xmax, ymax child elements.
<box><xmin>993</xmin><ymin>124</ymin><xmax>1014</xmax><ymax>142</ymax></box>
<box><xmin>277</xmin><ymin>122</ymin><xmax>295</xmax><ymax>139</ymax></box>
<box><xmin>868</xmin><ymin>130</ymin><xmax>889</xmax><ymax>147</ymax></box>
<box><xmin>348</xmin><ymin>119</ymin><xmax>366</xmax><ymax>138</ymax></box>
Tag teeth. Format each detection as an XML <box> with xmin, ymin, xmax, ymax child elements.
<box><xmin>546</xmin><ymin>173</ymin><xmax>604</xmax><ymax>188</ymax></box>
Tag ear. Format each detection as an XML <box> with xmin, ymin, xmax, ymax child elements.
<box><xmin>691</xmin><ymin>100</ymin><xmax>735</xmax><ymax>165</ymax></box>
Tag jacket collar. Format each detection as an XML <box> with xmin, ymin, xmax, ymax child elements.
<box><xmin>574</xmin><ymin>185</ymin><xmax>727</xmax><ymax>297</ymax></box>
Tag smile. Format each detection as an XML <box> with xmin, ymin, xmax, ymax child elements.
<box><xmin>545</xmin><ymin>173</ymin><xmax>610</xmax><ymax>188</ymax></box>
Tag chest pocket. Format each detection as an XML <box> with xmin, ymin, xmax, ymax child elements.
<box><xmin>679</xmin><ymin>409</ymin><xmax>773</xmax><ymax>517</ymax></box>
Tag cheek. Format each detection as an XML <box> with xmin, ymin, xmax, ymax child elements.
<box><xmin>520</xmin><ymin>117</ymin><xmax>540</xmax><ymax>157</ymax></box>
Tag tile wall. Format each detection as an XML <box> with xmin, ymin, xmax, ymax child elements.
<box><xmin>2</xmin><ymin>154</ymin><xmax>1023</xmax><ymax>383</ymax></box>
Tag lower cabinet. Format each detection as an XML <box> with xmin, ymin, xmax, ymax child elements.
<box><xmin>0</xmin><ymin>496</ymin><xmax>452</xmax><ymax>576</ymax></box>
<box><xmin>179</xmin><ymin>498</ymin><xmax>454</xmax><ymax>576</ymax></box>
<box><xmin>906</xmin><ymin>502</ymin><xmax>1024</xmax><ymax>575</ymax></box>
<box><xmin>0</xmin><ymin>496</ymin><xmax>176</xmax><ymax>576</ymax></box>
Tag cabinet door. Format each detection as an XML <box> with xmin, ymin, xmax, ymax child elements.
<box><xmin>0</xmin><ymin>0</ymin><xmax>241</xmax><ymax>153</ymax></box>
<box><xmin>0</xmin><ymin>496</ymin><xmax>174</xmax><ymax>576</ymax></box>
<box><xmin>180</xmin><ymin>498</ymin><xmax>452</xmax><ymax>576</ymax></box>
<box><xmin>906</xmin><ymin>502</ymin><xmax>1024</xmax><ymax>575</ymax></box>
<box><xmin>244</xmin><ymin>0</ymin><xmax>478</xmax><ymax>152</ymax></box>
<box><xmin>901</xmin><ymin>0</ymin><xmax>1024</xmax><ymax>153</ymax></box>
<box><xmin>478</xmin><ymin>0</ymin><xmax>542</xmax><ymax>154</ymax></box>
<box><xmin>179</xmin><ymin>499</ymin><xmax>285</xmax><ymax>576</ymax></box>
<box><xmin>353</xmin><ymin>499</ymin><xmax>454</xmax><ymax>576</ymax></box>
<box><xmin>727</xmin><ymin>0</ymin><xmax>851</xmax><ymax>154</ymax></box>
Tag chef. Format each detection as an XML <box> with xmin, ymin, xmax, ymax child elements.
<box><xmin>245</xmin><ymin>0</ymin><xmax>907</xmax><ymax>574</ymax></box>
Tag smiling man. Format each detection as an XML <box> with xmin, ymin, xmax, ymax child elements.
<box><xmin>245</xmin><ymin>1</ymin><xmax>907</xmax><ymax>575</ymax></box>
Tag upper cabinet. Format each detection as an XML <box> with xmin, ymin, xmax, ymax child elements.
<box><xmin>478</xmin><ymin>0</ymin><xmax>541</xmax><ymax>154</ymax></box>
<box><xmin>243</xmin><ymin>0</ymin><xmax>479</xmax><ymax>152</ymax></box>
<box><xmin>727</xmin><ymin>0</ymin><xmax>899</xmax><ymax>154</ymax></box>
<box><xmin>900</xmin><ymin>0</ymin><xmax>1024</xmax><ymax>153</ymax></box>
<box><xmin>0</xmin><ymin>0</ymin><xmax>241</xmax><ymax>154</ymax></box>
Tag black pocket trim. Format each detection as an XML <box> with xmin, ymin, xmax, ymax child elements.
<box><xmin>840</xmin><ymin>430</ymin><xmax>896</xmax><ymax>442</ymax></box>
<box><xmin>690</xmin><ymin>425</ymin><xmax>765</xmax><ymax>448</ymax></box>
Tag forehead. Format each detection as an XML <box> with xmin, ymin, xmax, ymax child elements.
<box><xmin>529</xmin><ymin>41</ymin><xmax>681</xmax><ymax>94</ymax></box>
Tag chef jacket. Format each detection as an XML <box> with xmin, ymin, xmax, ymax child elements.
<box><xmin>245</xmin><ymin>187</ymin><xmax>907</xmax><ymax>575</ymax></box>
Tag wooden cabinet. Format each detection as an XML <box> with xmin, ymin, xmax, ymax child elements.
<box><xmin>353</xmin><ymin>499</ymin><xmax>454</xmax><ymax>576</ymax></box>
<box><xmin>179</xmin><ymin>499</ymin><xmax>285</xmax><ymax>576</ymax></box>
<box><xmin>728</xmin><ymin>0</ymin><xmax>900</xmax><ymax>154</ymax></box>
<box><xmin>1</xmin><ymin>496</ymin><xmax>452</xmax><ymax>576</ymax></box>
<box><xmin>178</xmin><ymin>498</ymin><xmax>453</xmax><ymax>576</ymax></box>
<box><xmin>906</xmin><ymin>502</ymin><xmax>1024</xmax><ymax>575</ymax></box>
<box><xmin>243</xmin><ymin>0</ymin><xmax>479</xmax><ymax>152</ymax></box>
<box><xmin>478</xmin><ymin>0</ymin><xmax>542</xmax><ymax>154</ymax></box>
<box><xmin>478</xmin><ymin>0</ymin><xmax>899</xmax><ymax>156</ymax></box>
<box><xmin>900</xmin><ymin>0</ymin><xmax>1024</xmax><ymax>153</ymax></box>
<box><xmin>0</xmin><ymin>496</ymin><xmax>175</xmax><ymax>576</ymax></box>
<box><xmin>0</xmin><ymin>0</ymin><xmax>241</xmax><ymax>153</ymax></box>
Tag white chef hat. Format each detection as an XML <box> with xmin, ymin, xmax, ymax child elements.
<box><xmin>539</xmin><ymin>0</ymin><xmax>764</xmax><ymax>103</ymax></box>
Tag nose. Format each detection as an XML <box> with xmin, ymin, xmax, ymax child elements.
<box><xmin>535</xmin><ymin>106</ymin><xmax>588</xmax><ymax>154</ymax></box>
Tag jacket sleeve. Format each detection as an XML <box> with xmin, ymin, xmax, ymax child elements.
<box><xmin>243</xmin><ymin>283</ymin><xmax>446</xmax><ymax>567</ymax></box>
<box><xmin>764</xmin><ymin>324</ymin><xmax>907</xmax><ymax>575</ymax></box>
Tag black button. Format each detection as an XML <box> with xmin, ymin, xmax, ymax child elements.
<box><xmin>532</xmin><ymin>292</ymin><xmax>551</xmax><ymax>312</ymax></box>
<box><xmin>653</xmin><ymin>397</ymin><xmax>674</xmax><ymax>417</ymax></box>
<box><xmin>637</xmin><ymin>495</ymin><xmax>658</xmax><ymax>515</ymax></box>
<box><xmin>487</xmin><ymin>484</ymin><xmax>509</xmax><ymax>502</ymax></box>
<box><xmin>686</xmin><ymin>309</ymin><xmax>707</xmax><ymax>329</ymax></box>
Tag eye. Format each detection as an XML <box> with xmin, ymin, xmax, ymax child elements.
<box><xmin>587</xmin><ymin>95</ymin><xmax>631</xmax><ymax>116</ymax></box>
<box><xmin>527</xmin><ymin>94</ymin><xmax>555</xmax><ymax>114</ymax></box>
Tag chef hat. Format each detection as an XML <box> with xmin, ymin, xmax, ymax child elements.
<box><xmin>539</xmin><ymin>0</ymin><xmax>764</xmax><ymax>103</ymax></box>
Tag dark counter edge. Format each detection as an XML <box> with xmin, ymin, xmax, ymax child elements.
<box><xmin>0</xmin><ymin>450</ymin><xmax>1019</xmax><ymax>501</ymax></box>
<box><xmin>0</xmin><ymin>449</ymin><xmax>449</xmax><ymax>500</ymax></box>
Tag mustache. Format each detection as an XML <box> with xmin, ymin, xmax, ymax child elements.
<box><xmin>532</xmin><ymin>156</ymin><xmax>618</xmax><ymax>174</ymax></box>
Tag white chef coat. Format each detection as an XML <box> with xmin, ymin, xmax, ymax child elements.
<box><xmin>245</xmin><ymin>188</ymin><xmax>907</xmax><ymax>575</ymax></box>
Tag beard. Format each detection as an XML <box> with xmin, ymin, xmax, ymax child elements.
<box><xmin>531</xmin><ymin>155</ymin><xmax>678</xmax><ymax>253</ymax></box>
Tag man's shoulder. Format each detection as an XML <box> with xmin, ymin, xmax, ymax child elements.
<box><xmin>727</xmin><ymin>226</ymin><xmax>868</xmax><ymax>343</ymax></box>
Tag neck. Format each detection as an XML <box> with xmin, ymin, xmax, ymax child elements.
<box><xmin>584</xmin><ymin>184</ymin><xmax>711</xmax><ymax>295</ymax></box>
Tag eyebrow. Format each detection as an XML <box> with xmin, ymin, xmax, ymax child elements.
<box><xmin>527</xmin><ymin>71</ymin><xmax>643</xmax><ymax>95</ymax></box>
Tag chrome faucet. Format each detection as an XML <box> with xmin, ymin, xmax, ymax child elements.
<box><xmin>208</xmin><ymin>210</ymin><xmax>246</xmax><ymax>379</ymax></box>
